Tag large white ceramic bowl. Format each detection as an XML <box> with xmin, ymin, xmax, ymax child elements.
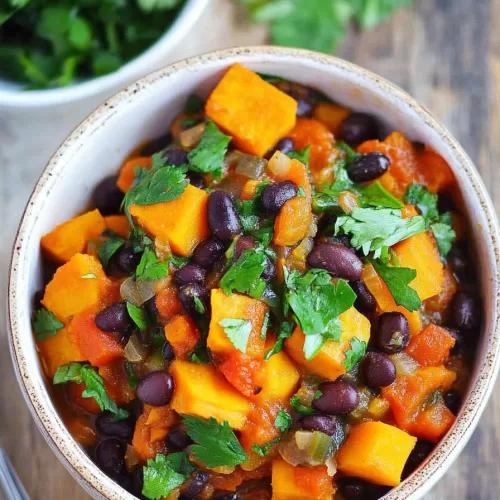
<box><xmin>0</xmin><ymin>0</ymin><xmax>209</xmax><ymax>109</ymax></box>
<box><xmin>8</xmin><ymin>47</ymin><xmax>500</xmax><ymax>499</ymax></box>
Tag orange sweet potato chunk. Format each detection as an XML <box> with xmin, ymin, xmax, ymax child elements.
<box><xmin>314</xmin><ymin>102</ymin><xmax>351</xmax><ymax>136</ymax></box>
<box><xmin>156</xmin><ymin>285</ymin><xmax>183</xmax><ymax>321</ymax></box>
<box><xmin>219</xmin><ymin>351</ymin><xmax>263</xmax><ymax>398</ymax></box>
<box><xmin>405</xmin><ymin>324</ymin><xmax>456</xmax><ymax>366</ymax></box>
<box><xmin>285</xmin><ymin>307</ymin><xmax>370</xmax><ymax>380</ymax></box>
<box><xmin>129</xmin><ymin>184</ymin><xmax>209</xmax><ymax>256</ymax></box>
<box><xmin>407</xmin><ymin>402</ymin><xmax>456</xmax><ymax>442</ymax></box>
<box><xmin>69</xmin><ymin>311</ymin><xmax>124</xmax><ymax>366</ymax></box>
<box><xmin>206</xmin><ymin>64</ymin><xmax>297</xmax><ymax>157</ymax></box>
<box><xmin>117</xmin><ymin>156</ymin><xmax>152</xmax><ymax>192</ymax></box>
<box><xmin>417</xmin><ymin>147</ymin><xmax>455</xmax><ymax>194</ymax></box>
<box><xmin>41</xmin><ymin>209</ymin><xmax>106</xmax><ymax>263</ymax></box>
<box><xmin>105</xmin><ymin>215</ymin><xmax>130</xmax><ymax>237</ymax></box>
<box><xmin>37</xmin><ymin>326</ymin><xmax>86</xmax><ymax>377</ymax></box>
<box><xmin>170</xmin><ymin>360</ymin><xmax>252</xmax><ymax>430</ymax></box>
<box><xmin>274</xmin><ymin>197</ymin><xmax>312</xmax><ymax>247</ymax></box>
<box><xmin>337</xmin><ymin>421</ymin><xmax>417</xmax><ymax>487</ymax></box>
<box><xmin>164</xmin><ymin>314</ymin><xmax>200</xmax><ymax>360</ymax></box>
<box><xmin>42</xmin><ymin>253</ymin><xmax>109</xmax><ymax>321</ymax></box>
<box><xmin>208</xmin><ymin>288</ymin><xmax>268</xmax><ymax>359</ymax></box>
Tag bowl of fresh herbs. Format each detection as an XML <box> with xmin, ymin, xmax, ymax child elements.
<box><xmin>0</xmin><ymin>0</ymin><xmax>209</xmax><ymax>108</ymax></box>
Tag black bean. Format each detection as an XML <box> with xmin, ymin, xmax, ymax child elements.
<box><xmin>402</xmin><ymin>440</ymin><xmax>434</xmax><ymax>479</ymax></box>
<box><xmin>307</xmin><ymin>243</ymin><xmax>363</xmax><ymax>281</ymax></box>
<box><xmin>141</xmin><ymin>133</ymin><xmax>173</xmax><ymax>156</ymax></box>
<box><xmin>348</xmin><ymin>152</ymin><xmax>390</xmax><ymax>183</ymax></box>
<box><xmin>162</xmin><ymin>340</ymin><xmax>176</xmax><ymax>362</ymax></box>
<box><xmin>299</xmin><ymin>415</ymin><xmax>338</xmax><ymax>436</ymax></box>
<box><xmin>443</xmin><ymin>389</ymin><xmax>461</xmax><ymax>415</ymax></box>
<box><xmin>450</xmin><ymin>291</ymin><xmax>478</xmax><ymax>330</ymax></box>
<box><xmin>261</xmin><ymin>258</ymin><xmax>276</xmax><ymax>280</ymax></box>
<box><xmin>95</xmin><ymin>438</ymin><xmax>125</xmax><ymax>478</ymax></box>
<box><xmin>109</xmin><ymin>245</ymin><xmax>142</xmax><ymax>276</ymax></box>
<box><xmin>178</xmin><ymin>283</ymin><xmax>210</xmax><ymax>317</ymax></box>
<box><xmin>351</xmin><ymin>280</ymin><xmax>376</xmax><ymax>316</ymax></box>
<box><xmin>261</xmin><ymin>181</ymin><xmax>298</xmax><ymax>212</ymax></box>
<box><xmin>340</xmin><ymin>112</ymin><xmax>380</xmax><ymax>146</ymax></box>
<box><xmin>95</xmin><ymin>302</ymin><xmax>133</xmax><ymax>333</ymax></box>
<box><xmin>267</xmin><ymin>137</ymin><xmax>295</xmax><ymax>158</ymax></box>
<box><xmin>123</xmin><ymin>399</ymin><xmax>143</xmax><ymax>423</ymax></box>
<box><xmin>234</xmin><ymin>235</ymin><xmax>257</xmax><ymax>260</ymax></box>
<box><xmin>274</xmin><ymin>81</ymin><xmax>314</xmax><ymax>117</ymax></box>
<box><xmin>183</xmin><ymin>471</ymin><xmax>209</xmax><ymax>498</ymax></box>
<box><xmin>192</xmin><ymin>238</ymin><xmax>225</xmax><ymax>269</ymax></box>
<box><xmin>136</xmin><ymin>371</ymin><xmax>174</xmax><ymax>406</ymax></box>
<box><xmin>144</xmin><ymin>296</ymin><xmax>159</xmax><ymax>321</ymax></box>
<box><xmin>93</xmin><ymin>176</ymin><xmax>124</xmax><ymax>216</ymax></box>
<box><xmin>163</xmin><ymin>148</ymin><xmax>189</xmax><ymax>166</ymax></box>
<box><xmin>131</xmin><ymin>466</ymin><xmax>145</xmax><ymax>497</ymax></box>
<box><xmin>438</xmin><ymin>192</ymin><xmax>456</xmax><ymax>213</ymax></box>
<box><xmin>312</xmin><ymin>381</ymin><xmax>359</xmax><ymax>415</ymax></box>
<box><xmin>361</xmin><ymin>351</ymin><xmax>396</xmax><ymax>388</ymax></box>
<box><xmin>95</xmin><ymin>412</ymin><xmax>134</xmax><ymax>441</ymax></box>
<box><xmin>174</xmin><ymin>264</ymin><xmax>206</xmax><ymax>287</ymax></box>
<box><xmin>336</xmin><ymin>477</ymin><xmax>369</xmax><ymax>500</ymax></box>
<box><xmin>187</xmin><ymin>172</ymin><xmax>205</xmax><ymax>189</ymax></box>
<box><xmin>296</xmin><ymin>98</ymin><xmax>313</xmax><ymax>117</ymax></box>
<box><xmin>376</xmin><ymin>312</ymin><xmax>410</xmax><ymax>354</ymax></box>
<box><xmin>165</xmin><ymin>426</ymin><xmax>193</xmax><ymax>450</ymax></box>
<box><xmin>207</xmin><ymin>191</ymin><xmax>242</xmax><ymax>242</ymax></box>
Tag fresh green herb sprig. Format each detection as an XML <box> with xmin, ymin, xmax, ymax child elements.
<box><xmin>33</xmin><ymin>308</ymin><xmax>64</xmax><ymax>341</ymax></box>
<box><xmin>219</xmin><ymin>318</ymin><xmax>253</xmax><ymax>353</ymax></box>
<box><xmin>343</xmin><ymin>337</ymin><xmax>367</xmax><ymax>371</ymax></box>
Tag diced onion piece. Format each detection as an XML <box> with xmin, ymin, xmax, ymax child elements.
<box><xmin>338</xmin><ymin>190</ymin><xmax>360</xmax><ymax>214</ymax></box>
<box><xmin>281</xmin><ymin>431</ymin><xmax>334</xmax><ymax>466</ymax></box>
<box><xmin>180</xmin><ymin>123</ymin><xmax>206</xmax><ymax>148</ymax></box>
<box><xmin>267</xmin><ymin>151</ymin><xmax>291</xmax><ymax>178</ymax></box>
<box><xmin>124</xmin><ymin>334</ymin><xmax>148</xmax><ymax>363</ymax></box>
<box><xmin>390</xmin><ymin>352</ymin><xmax>419</xmax><ymax>376</ymax></box>
<box><xmin>154</xmin><ymin>237</ymin><xmax>171</xmax><ymax>262</ymax></box>
<box><xmin>120</xmin><ymin>276</ymin><xmax>157</xmax><ymax>306</ymax></box>
<box><xmin>235</xmin><ymin>154</ymin><xmax>267</xmax><ymax>179</ymax></box>
<box><xmin>325</xmin><ymin>456</ymin><xmax>337</xmax><ymax>477</ymax></box>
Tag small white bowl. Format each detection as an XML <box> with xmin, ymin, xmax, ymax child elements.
<box><xmin>8</xmin><ymin>47</ymin><xmax>500</xmax><ymax>499</ymax></box>
<box><xmin>0</xmin><ymin>0</ymin><xmax>209</xmax><ymax>109</ymax></box>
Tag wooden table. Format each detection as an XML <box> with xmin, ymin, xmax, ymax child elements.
<box><xmin>0</xmin><ymin>0</ymin><xmax>498</xmax><ymax>498</ymax></box>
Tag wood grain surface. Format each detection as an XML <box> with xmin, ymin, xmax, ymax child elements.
<box><xmin>0</xmin><ymin>0</ymin><xmax>499</xmax><ymax>499</ymax></box>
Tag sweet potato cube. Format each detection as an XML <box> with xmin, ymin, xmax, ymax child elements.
<box><xmin>37</xmin><ymin>327</ymin><xmax>86</xmax><ymax>377</ymax></box>
<box><xmin>42</xmin><ymin>253</ymin><xmax>109</xmax><ymax>321</ymax></box>
<box><xmin>314</xmin><ymin>102</ymin><xmax>351</xmax><ymax>136</ymax></box>
<box><xmin>393</xmin><ymin>230</ymin><xmax>444</xmax><ymax>301</ymax></box>
<box><xmin>337</xmin><ymin>421</ymin><xmax>417</xmax><ymax>487</ymax></box>
<box><xmin>170</xmin><ymin>360</ymin><xmax>252</xmax><ymax>430</ymax></box>
<box><xmin>129</xmin><ymin>184</ymin><xmax>209</xmax><ymax>256</ymax></box>
<box><xmin>254</xmin><ymin>350</ymin><xmax>300</xmax><ymax>404</ymax></box>
<box><xmin>206</xmin><ymin>64</ymin><xmax>297</xmax><ymax>157</ymax></box>
<box><xmin>164</xmin><ymin>314</ymin><xmax>201</xmax><ymax>360</ymax></box>
<box><xmin>41</xmin><ymin>209</ymin><xmax>106</xmax><ymax>263</ymax></box>
<box><xmin>208</xmin><ymin>288</ymin><xmax>268</xmax><ymax>359</ymax></box>
<box><xmin>274</xmin><ymin>197</ymin><xmax>312</xmax><ymax>247</ymax></box>
<box><xmin>407</xmin><ymin>402</ymin><xmax>456</xmax><ymax>442</ymax></box>
<box><xmin>405</xmin><ymin>324</ymin><xmax>456</xmax><ymax>366</ymax></box>
<box><xmin>117</xmin><ymin>156</ymin><xmax>152</xmax><ymax>192</ymax></box>
<box><xmin>285</xmin><ymin>307</ymin><xmax>370</xmax><ymax>380</ymax></box>
<box><xmin>105</xmin><ymin>215</ymin><xmax>130</xmax><ymax>237</ymax></box>
<box><xmin>272</xmin><ymin>458</ymin><xmax>334</xmax><ymax>500</ymax></box>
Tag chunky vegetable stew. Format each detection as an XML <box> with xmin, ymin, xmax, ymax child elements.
<box><xmin>35</xmin><ymin>64</ymin><xmax>481</xmax><ymax>500</ymax></box>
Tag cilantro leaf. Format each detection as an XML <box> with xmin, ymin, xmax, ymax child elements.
<box><xmin>260</xmin><ymin>311</ymin><xmax>270</xmax><ymax>340</ymax></box>
<box><xmin>53</xmin><ymin>363</ymin><xmax>128</xmax><ymax>420</ymax></box>
<box><xmin>335</xmin><ymin>207</ymin><xmax>426</xmax><ymax>258</ymax></box>
<box><xmin>182</xmin><ymin>416</ymin><xmax>247</xmax><ymax>468</ymax></box>
<box><xmin>218</xmin><ymin>318</ymin><xmax>253</xmax><ymax>354</ymax></box>
<box><xmin>274</xmin><ymin>410</ymin><xmax>292</xmax><ymax>433</ymax></box>
<box><xmin>431</xmin><ymin>222</ymin><xmax>456</xmax><ymax>257</ymax></box>
<box><xmin>33</xmin><ymin>308</ymin><xmax>64</xmax><ymax>341</ymax></box>
<box><xmin>219</xmin><ymin>249</ymin><xmax>268</xmax><ymax>298</ymax></box>
<box><xmin>343</xmin><ymin>337</ymin><xmax>367</xmax><ymax>371</ymax></box>
<box><xmin>98</xmin><ymin>237</ymin><xmax>125</xmax><ymax>267</ymax></box>
<box><xmin>251</xmin><ymin>436</ymin><xmax>282</xmax><ymax>457</ymax></box>
<box><xmin>287</xmin><ymin>146</ymin><xmax>311</xmax><ymax>165</ymax></box>
<box><xmin>127</xmin><ymin>302</ymin><xmax>148</xmax><ymax>330</ymax></box>
<box><xmin>290</xmin><ymin>395</ymin><xmax>316</xmax><ymax>415</ymax></box>
<box><xmin>142</xmin><ymin>454</ymin><xmax>187</xmax><ymax>500</ymax></box>
<box><xmin>314</xmin><ymin>390</ymin><xmax>323</xmax><ymax>400</ymax></box>
<box><xmin>404</xmin><ymin>182</ymin><xmax>439</xmax><ymax>220</ymax></box>
<box><xmin>371</xmin><ymin>259</ymin><xmax>421</xmax><ymax>312</ymax></box>
<box><xmin>360</xmin><ymin>181</ymin><xmax>404</xmax><ymax>209</ymax></box>
<box><xmin>187</xmin><ymin>121</ymin><xmax>231</xmax><ymax>178</ymax></box>
<box><xmin>125</xmin><ymin>362</ymin><xmax>139</xmax><ymax>390</ymax></box>
<box><xmin>165</xmin><ymin>451</ymin><xmax>198</xmax><ymax>476</ymax></box>
<box><xmin>264</xmin><ymin>321</ymin><xmax>294</xmax><ymax>360</ymax></box>
<box><xmin>135</xmin><ymin>247</ymin><xmax>169</xmax><ymax>280</ymax></box>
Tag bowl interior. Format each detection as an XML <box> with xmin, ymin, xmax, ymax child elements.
<box><xmin>9</xmin><ymin>48</ymin><xmax>500</xmax><ymax>500</ymax></box>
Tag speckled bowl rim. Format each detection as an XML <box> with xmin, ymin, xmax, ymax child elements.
<box><xmin>7</xmin><ymin>46</ymin><xmax>500</xmax><ymax>500</ymax></box>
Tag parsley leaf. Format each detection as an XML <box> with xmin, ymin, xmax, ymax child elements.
<box><xmin>360</xmin><ymin>181</ymin><xmax>404</xmax><ymax>209</ymax></box>
<box><xmin>260</xmin><ymin>311</ymin><xmax>270</xmax><ymax>340</ymax></box>
<box><xmin>264</xmin><ymin>321</ymin><xmax>294</xmax><ymax>360</ymax></box>
<box><xmin>314</xmin><ymin>390</ymin><xmax>323</xmax><ymax>400</ymax></box>
<box><xmin>343</xmin><ymin>337</ymin><xmax>367</xmax><ymax>371</ymax></box>
<box><xmin>251</xmin><ymin>436</ymin><xmax>282</xmax><ymax>457</ymax></box>
<box><xmin>142</xmin><ymin>454</ymin><xmax>187</xmax><ymax>500</ymax></box>
<box><xmin>98</xmin><ymin>237</ymin><xmax>125</xmax><ymax>267</ymax></box>
<box><xmin>404</xmin><ymin>182</ymin><xmax>439</xmax><ymax>220</ymax></box>
<box><xmin>187</xmin><ymin>121</ymin><xmax>231</xmax><ymax>178</ymax></box>
<box><xmin>274</xmin><ymin>410</ymin><xmax>292</xmax><ymax>433</ymax></box>
<box><xmin>431</xmin><ymin>222</ymin><xmax>456</xmax><ymax>257</ymax></box>
<box><xmin>335</xmin><ymin>207</ymin><xmax>426</xmax><ymax>258</ymax></box>
<box><xmin>218</xmin><ymin>318</ymin><xmax>253</xmax><ymax>353</ymax></box>
<box><xmin>290</xmin><ymin>395</ymin><xmax>316</xmax><ymax>415</ymax></box>
<box><xmin>135</xmin><ymin>247</ymin><xmax>169</xmax><ymax>280</ymax></box>
<box><xmin>182</xmin><ymin>416</ymin><xmax>247</xmax><ymax>468</ymax></box>
<box><xmin>284</xmin><ymin>268</ymin><xmax>356</xmax><ymax>359</ymax></box>
<box><xmin>165</xmin><ymin>451</ymin><xmax>198</xmax><ymax>476</ymax></box>
<box><xmin>53</xmin><ymin>363</ymin><xmax>128</xmax><ymax>420</ymax></box>
<box><xmin>127</xmin><ymin>302</ymin><xmax>148</xmax><ymax>330</ymax></box>
<box><xmin>287</xmin><ymin>146</ymin><xmax>311</xmax><ymax>165</ymax></box>
<box><xmin>125</xmin><ymin>362</ymin><xmax>139</xmax><ymax>390</ymax></box>
<box><xmin>219</xmin><ymin>249</ymin><xmax>268</xmax><ymax>298</ymax></box>
<box><xmin>371</xmin><ymin>259</ymin><xmax>421</xmax><ymax>312</ymax></box>
<box><xmin>33</xmin><ymin>308</ymin><xmax>64</xmax><ymax>341</ymax></box>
